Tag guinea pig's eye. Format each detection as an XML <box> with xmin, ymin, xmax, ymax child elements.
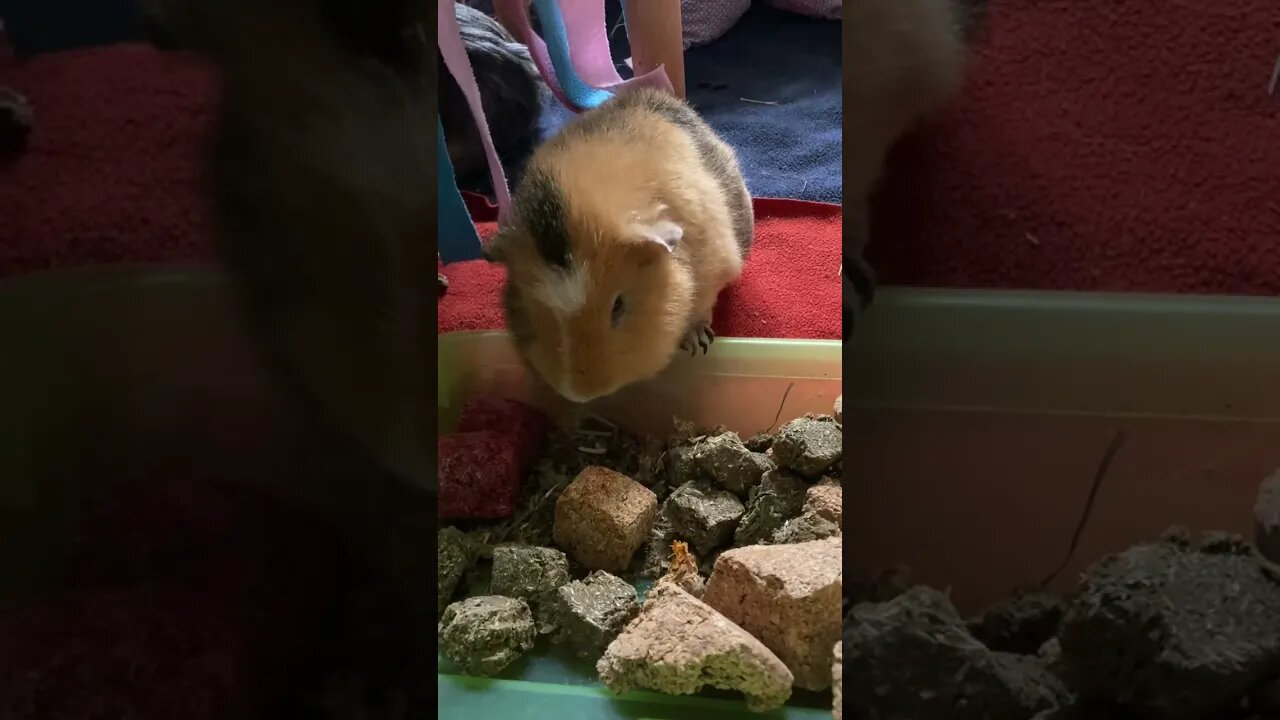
<box><xmin>611</xmin><ymin>294</ymin><xmax>626</xmax><ymax>328</ymax></box>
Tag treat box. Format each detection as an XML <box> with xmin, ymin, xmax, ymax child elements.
<box><xmin>844</xmin><ymin>288</ymin><xmax>1280</xmax><ymax>614</ymax></box>
<box><xmin>438</xmin><ymin>330</ymin><xmax>842</xmax><ymax>439</ymax></box>
<box><xmin>439</xmin><ymin>329</ymin><xmax>841</xmax><ymax>719</ymax></box>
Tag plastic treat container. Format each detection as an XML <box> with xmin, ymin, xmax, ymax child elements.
<box><xmin>440</xmin><ymin>288</ymin><xmax>1280</xmax><ymax>717</ymax></box>
<box><xmin>844</xmin><ymin>288</ymin><xmax>1280</xmax><ymax>615</ymax></box>
<box><xmin>437</xmin><ymin>332</ymin><xmax>842</xmax><ymax>438</ymax></box>
<box><xmin>438</xmin><ymin>331</ymin><xmax>841</xmax><ymax>719</ymax></box>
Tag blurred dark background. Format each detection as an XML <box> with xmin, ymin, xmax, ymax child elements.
<box><xmin>2</xmin><ymin>0</ymin><xmax>151</xmax><ymax>58</ymax></box>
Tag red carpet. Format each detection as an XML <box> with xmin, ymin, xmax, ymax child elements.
<box><xmin>0</xmin><ymin>45</ymin><xmax>215</xmax><ymax>273</ymax></box>
<box><xmin>439</xmin><ymin>194</ymin><xmax>841</xmax><ymax>338</ymax></box>
<box><xmin>870</xmin><ymin>2</ymin><xmax>1280</xmax><ymax>294</ymax></box>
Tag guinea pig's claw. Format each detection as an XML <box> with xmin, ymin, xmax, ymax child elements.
<box><xmin>842</xmin><ymin>252</ymin><xmax>877</xmax><ymax>342</ymax></box>
<box><xmin>681</xmin><ymin>324</ymin><xmax>715</xmax><ymax>356</ymax></box>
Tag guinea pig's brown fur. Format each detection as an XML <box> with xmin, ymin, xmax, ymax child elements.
<box><xmin>842</xmin><ymin>0</ymin><xmax>986</xmax><ymax>339</ymax></box>
<box><xmin>845</xmin><ymin>0</ymin><xmax>986</xmax><ymax>248</ymax></box>
<box><xmin>489</xmin><ymin>87</ymin><xmax>753</xmax><ymax>403</ymax></box>
<box><xmin>846</xmin><ymin>0</ymin><xmax>984</xmax><ymax>197</ymax></box>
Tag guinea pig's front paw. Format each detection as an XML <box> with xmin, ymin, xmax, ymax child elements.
<box><xmin>842</xmin><ymin>254</ymin><xmax>877</xmax><ymax>341</ymax></box>
<box><xmin>680</xmin><ymin>322</ymin><xmax>715</xmax><ymax>356</ymax></box>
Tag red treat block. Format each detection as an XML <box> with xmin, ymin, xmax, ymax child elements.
<box><xmin>456</xmin><ymin>395</ymin><xmax>550</xmax><ymax>469</ymax></box>
<box><xmin>438</xmin><ymin>431</ymin><xmax>522</xmax><ymax>520</ymax></box>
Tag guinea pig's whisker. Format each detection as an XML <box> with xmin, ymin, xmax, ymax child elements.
<box><xmin>577</xmin><ymin>429</ymin><xmax>614</xmax><ymax>438</ymax></box>
<box><xmin>586</xmin><ymin>413</ymin><xmax>617</xmax><ymax>429</ymax></box>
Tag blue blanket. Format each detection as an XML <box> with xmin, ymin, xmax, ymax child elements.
<box><xmin>534</xmin><ymin>3</ymin><xmax>842</xmax><ymax>204</ymax></box>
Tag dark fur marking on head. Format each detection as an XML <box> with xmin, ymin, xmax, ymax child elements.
<box><xmin>517</xmin><ymin>167</ymin><xmax>571</xmax><ymax>269</ymax></box>
<box><xmin>635</xmin><ymin>91</ymin><xmax>702</xmax><ymax>136</ymax></box>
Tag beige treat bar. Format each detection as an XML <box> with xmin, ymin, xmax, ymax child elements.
<box><xmin>704</xmin><ymin>537</ymin><xmax>843</xmax><ymax>691</ymax></box>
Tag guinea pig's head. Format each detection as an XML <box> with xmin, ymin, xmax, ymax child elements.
<box><xmin>490</xmin><ymin>175</ymin><xmax>694</xmax><ymax>403</ymax></box>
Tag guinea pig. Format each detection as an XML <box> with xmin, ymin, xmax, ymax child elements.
<box><xmin>487</xmin><ymin>86</ymin><xmax>754</xmax><ymax>404</ymax></box>
<box><xmin>439</xmin><ymin>2</ymin><xmax>543</xmax><ymax>191</ymax></box>
<box><xmin>843</xmin><ymin>0</ymin><xmax>987</xmax><ymax>338</ymax></box>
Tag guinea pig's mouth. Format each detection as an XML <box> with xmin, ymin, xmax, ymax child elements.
<box><xmin>544</xmin><ymin>364</ymin><xmax>633</xmax><ymax>405</ymax></box>
<box><xmin>556</xmin><ymin>386</ymin><xmax>600</xmax><ymax>405</ymax></box>
<box><xmin>554</xmin><ymin>377</ymin><xmax>626</xmax><ymax>405</ymax></box>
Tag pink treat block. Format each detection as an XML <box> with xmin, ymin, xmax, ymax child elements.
<box><xmin>438</xmin><ymin>431</ymin><xmax>522</xmax><ymax>520</ymax></box>
<box><xmin>456</xmin><ymin>395</ymin><xmax>550</xmax><ymax>469</ymax></box>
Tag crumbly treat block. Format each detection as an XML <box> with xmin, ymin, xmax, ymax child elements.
<box><xmin>1057</xmin><ymin>529</ymin><xmax>1280</xmax><ymax>720</ymax></box>
<box><xmin>596</xmin><ymin>578</ymin><xmax>793</xmax><ymax>711</ymax></box>
<box><xmin>664</xmin><ymin>479</ymin><xmax>745</xmax><ymax>555</ymax></box>
<box><xmin>967</xmin><ymin>590</ymin><xmax>1064</xmax><ymax>655</ymax></box>
<box><xmin>551</xmin><ymin>570</ymin><xmax>640</xmax><ymax>661</ymax></box>
<box><xmin>693</xmin><ymin>431</ymin><xmax>775</xmax><ymax>496</ymax></box>
<box><xmin>553</xmin><ymin>466</ymin><xmax>657</xmax><ymax>572</ymax></box>
<box><xmin>772</xmin><ymin>509</ymin><xmax>840</xmax><ymax>544</ymax></box>
<box><xmin>438</xmin><ymin>526</ymin><xmax>475</xmax><ymax>616</ymax></box>
<box><xmin>491</xmin><ymin>544</ymin><xmax>571</xmax><ymax>634</ymax></box>
<box><xmin>703</xmin><ymin>537</ymin><xmax>842</xmax><ymax>690</ymax></box>
<box><xmin>438</xmin><ymin>595</ymin><xmax>536</xmax><ymax>677</ymax></box>
<box><xmin>735</xmin><ymin>469</ymin><xmax>809</xmax><ymax>547</ymax></box>
<box><xmin>771</xmin><ymin>417</ymin><xmax>842</xmax><ymax>478</ymax></box>
<box><xmin>803</xmin><ymin>481</ymin><xmax>842</xmax><ymax>527</ymax></box>
<box><xmin>844</xmin><ymin>586</ymin><xmax>1069</xmax><ymax>720</ymax></box>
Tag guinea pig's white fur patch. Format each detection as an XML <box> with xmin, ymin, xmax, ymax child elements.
<box><xmin>532</xmin><ymin>262</ymin><xmax>589</xmax><ymax>315</ymax></box>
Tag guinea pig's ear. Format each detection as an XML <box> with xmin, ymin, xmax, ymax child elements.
<box><xmin>635</xmin><ymin>219</ymin><xmax>683</xmax><ymax>253</ymax></box>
